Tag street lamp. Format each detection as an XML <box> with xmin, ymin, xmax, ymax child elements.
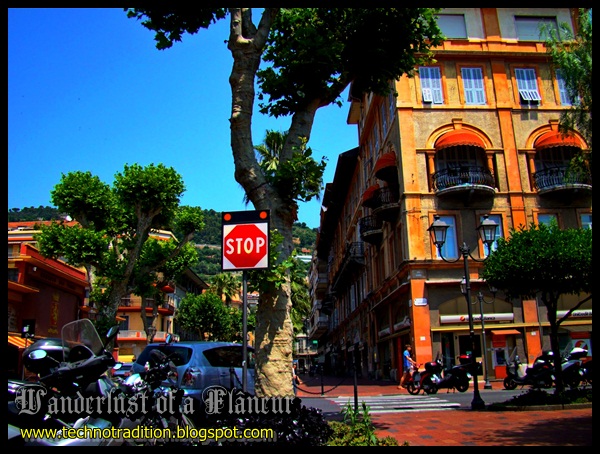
<box><xmin>461</xmin><ymin>278</ymin><xmax>497</xmax><ymax>390</ymax></box>
<box><xmin>428</xmin><ymin>214</ymin><xmax>498</xmax><ymax>410</ymax></box>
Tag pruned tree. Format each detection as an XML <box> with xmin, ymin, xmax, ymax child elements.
<box><xmin>481</xmin><ymin>220</ymin><xmax>592</xmax><ymax>395</ymax></box>
<box><xmin>126</xmin><ymin>7</ymin><xmax>443</xmax><ymax>397</ymax></box>
<box><xmin>35</xmin><ymin>163</ymin><xmax>204</xmax><ymax>338</ymax></box>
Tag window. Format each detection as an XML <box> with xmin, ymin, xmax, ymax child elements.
<box><xmin>461</xmin><ymin>67</ymin><xmax>486</xmax><ymax>105</ymax></box>
<box><xmin>419</xmin><ymin>67</ymin><xmax>444</xmax><ymax>104</ymax></box>
<box><xmin>435</xmin><ymin>215</ymin><xmax>458</xmax><ymax>260</ymax></box>
<box><xmin>437</xmin><ymin>14</ymin><xmax>467</xmax><ymax>39</ymax></box>
<box><xmin>580</xmin><ymin>214</ymin><xmax>592</xmax><ymax>230</ymax></box>
<box><xmin>8</xmin><ymin>268</ymin><xmax>19</xmax><ymax>282</ymax></box>
<box><xmin>556</xmin><ymin>69</ymin><xmax>579</xmax><ymax>106</ymax></box>
<box><xmin>388</xmin><ymin>83</ymin><xmax>396</xmax><ymax>119</ymax></box>
<box><xmin>515</xmin><ymin>68</ymin><xmax>541</xmax><ymax>103</ymax></box>
<box><xmin>481</xmin><ymin>214</ymin><xmax>503</xmax><ymax>252</ymax></box>
<box><xmin>538</xmin><ymin>213</ymin><xmax>557</xmax><ymax>226</ymax></box>
<box><xmin>515</xmin><ymin>16</ymin><xmax>559</xmax><ymax>41</ymax></box>
<box><xmin>118</xmin><ymin>315</ymin><xmax>129</xmax><ymax>332</ymax></box>
<box><xmin>380</xmin><ymin>102</ymin><xmax>388</xmax><ymax>136</ymax></box>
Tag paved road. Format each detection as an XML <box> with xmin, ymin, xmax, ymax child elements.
<box><xmin>329</xmin><ymin>394</ymin><xmax>460</xmax><ymax>413</ymax></box>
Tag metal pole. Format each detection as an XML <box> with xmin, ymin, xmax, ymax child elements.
<box><xmin>478</xmin><ymin>293</ymin><xmax>493</xmax><ymax>390</ymax></box>
<box><xmin>461</xmin><ymin>243</ymin><xmax>485</xmax><ymax>410</ymax></box>
<box><xmin>242</xmin><ymin>270</ymin><xmax>248</xmax><ymax>393</ymax></box>
<box><xmin>353</xmin><ymin>346</ymin><xmax>359</xmax><ymax>413</ymax></box>
<box><xmin>320</xmin><ymin>365</ymin><xmax>324</xmax><ymax>396</ymax></box>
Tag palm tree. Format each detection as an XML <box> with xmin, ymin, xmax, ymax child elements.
<box><xmin>243</xmin><ymin>130</ymin><xmax>288</xmax><ymax>206</ymax></box>
<box><xmin>209</xmin><ymin>272</ymin><xmax>241</xmax><ymax>306</ymax></box>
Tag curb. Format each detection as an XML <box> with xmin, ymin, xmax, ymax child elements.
<box><xmin>486</xmin><ymin>402</ymin><xmax>592</xmax><ymax>411</ymax></box>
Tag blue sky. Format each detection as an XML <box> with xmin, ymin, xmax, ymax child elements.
<box><xmin>8</xmin><ymin>8</ymin><xmax>359</xmax><ymax>229</ymax></box>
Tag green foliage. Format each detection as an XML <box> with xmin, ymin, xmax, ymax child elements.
<box><xmin>208</xmin><ymin>272</ymin><xmax>242</xmax><ymax>305</ymax></box>
<box><xmin>8</xmin><ymin>206</ymin><xmax>65</xmax><ymax>222</ymax></box>
<box><xmin>327</xmin><ymin>402</ymin><xmax>401</xmax><ymax>446</ymax></box>
<box><xmin>258</xmin><ymin>8</ymin><xmax>443</xmax><ymax>117</ymax></box>
<box><xmin>544</xmin><ymin>8</ymin><xmax>592</xmax><ymax>155</ymax></box>
<box><xmin>175</xmin><ymin>292</ymin><xmax>231</xmax><ymax>341</ymax></box>
<box><xmin>482</xmin><ymin>221</ymin><xmax>592</xmax><ymax>301</ymax></box>
<box><xmin>34</xmin><ymin>163</ymin><xmax>204</xmax><ymax>327</ymax></box>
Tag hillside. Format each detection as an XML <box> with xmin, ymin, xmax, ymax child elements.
<box><xmin>8</xmin><ymin>206</ymin><xmax>317</xmax><ymax>281</ymax></box>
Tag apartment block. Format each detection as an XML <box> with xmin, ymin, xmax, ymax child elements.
<box><xmin>308</xmin><ymin>8</ymin><xmax>592</xmax><ymax>382</ymax></box>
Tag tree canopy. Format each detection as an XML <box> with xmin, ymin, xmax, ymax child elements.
<box><xmin>545</xmin><ymin>7</ymin><xmax>592</xmax><ymax>172</ymax></box>
<box><xmin>36</xmin><ymin>163</ymin><xmax>204</xmax><ymax>336</ymax></box>
<box><xmin>482</xmin><ymin>220</ymin><xmax>592</xmax><ymax>394</ymax></box>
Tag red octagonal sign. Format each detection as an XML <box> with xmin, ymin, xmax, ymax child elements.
<box><xmin>222</xmin><ymin>223</ymin><xmax>269</xmax><ymax>270</ymax></box>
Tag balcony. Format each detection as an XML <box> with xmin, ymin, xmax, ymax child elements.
<box><xmin>117</xmin><ymin>330</ymin><xmax>169</xmax><ymax>341</ymax></box>
<box><xmin>332</xmin><ymin>241</ymin><xmax>365</xmax><ymax>290</ymax></box>
<box><xmin>533</xmin><ymin>166</ymin><xmax>592</xmax><ymax>196</ymax></box>
<box><xmin>432</xmin><ymin>166</ymin><xmax>495</xmax><ymax>203</ymax></box>
<box><xmin>308</xmin><ymin>316</ymin><xmax>330</xmax><ymax>338</ymax></box>
<box><xmin>372</xmin><ymin>186</ymin><xmax>400</xmax><ymax>222</ymax></box>
<box><xmin>359</xmin><ymin>215</ymin><xmax>383</xmax><ymax>245</ymax></box>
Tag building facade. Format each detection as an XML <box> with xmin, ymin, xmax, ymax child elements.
<box><xmin>309</xmin><ymin>8</ymin><xmax>592</xmax><ymax>382</ymax></box>
<box><xmin>8</xmin><ymin>221</ymin><xmax>89</xmax><ymax>378</ymax></box>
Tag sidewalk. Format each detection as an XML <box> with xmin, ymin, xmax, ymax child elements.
<box><xmin>296</xmin><ymin>374</ymin><xmax>592</xmax><ymax>446</ymax></box>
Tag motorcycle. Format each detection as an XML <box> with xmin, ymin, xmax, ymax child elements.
<box><xmin>426</xmin><ymin>354</ymin><xmax>471</xmax><ymax>394</ymax></box>
<box><xmin>7</xmin><ymin>319</ymin><xmax>138</xmax><ymax>446</ymax></box>
<box><xmin>503</xmin><ymin>350</ymin><xmax>555</xmax><ymax>390</ymax></box>
<box><xmin>580</xmin><ymin>358</ymin><xmax>592</xmax><ymax>386</ymax></box>
<box><xmin>545</xmin><ymin>346</ymin><xmax>588</xmax><ymax>389</ymax></box>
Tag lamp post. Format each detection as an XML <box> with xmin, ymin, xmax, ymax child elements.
<box><xmin>428</xmin><ymin>214</ymin><xmax>498</xmax><ymax>410</ymax></box>
<box><xmin>461</xmin><ymin>278</ymin><xmax>497</xmax><ymax>390</ymax></box>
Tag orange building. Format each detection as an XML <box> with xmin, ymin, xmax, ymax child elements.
<box><xmin>309</xmin><ymin>8</ymin><xmax>592</xmax><ymax>381</ymax></box>
<box><xmin>8</xmin><ymin>221</ymin><xmax>89</xmax><ymax>378</ymax></box>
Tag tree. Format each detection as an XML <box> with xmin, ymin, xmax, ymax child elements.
<box><xmin>126</xmin><ymin>7</ymin><xmax>443</xmax><ymax>397</ymax></box>
<box><xmin>35</xmin><ymin>163</ymin><xmax>204</xmax><ymax>338</ymax></box>
<box><xmin>481</xmin><ymin>221</ymin><xmax>592</xmax><ymax>395</ymax></box>
<box><xmin>175</xmin><ymin>292</ymin><xmax>233</xmax><ymax>341</ymax></box>
<box><xmin>208</xmin><ymin>272</ymin><xmax>242</xmax><ymax>306</ymax></box>
<box><xmin>544</xmin><ymin>8</ymin><xmax>592</xmax><ymax>172</ymax></box>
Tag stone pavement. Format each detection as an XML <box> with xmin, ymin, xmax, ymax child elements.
<box><xmin>296</xmin><ymin>374</ymin><xmax>592</xmax><ymax>446</ymax></box>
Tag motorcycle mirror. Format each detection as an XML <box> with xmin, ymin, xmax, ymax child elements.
<box><xmin>165</xmin><ymin>333</ymin><xmax>173</xmax><ymax>344</ymax></box>
<box><xmin>28</xmin><ymin>349</ymin><xmax>48</xmax><ymax>360</ymax></box>
<box><xmin>105</xmin><ymin>325</ymin><xmax>120</xmax><ymax>343</ymax></box>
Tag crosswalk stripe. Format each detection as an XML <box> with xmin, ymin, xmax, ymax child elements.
<box><xmin>329</xmin><ymin>395</ymin><xmax>461</xmax><ymax>413</ymax></box>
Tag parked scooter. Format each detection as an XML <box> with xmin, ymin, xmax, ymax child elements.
<box><xmin>546</xmin><ymin>346</ymin><xmax>588</xmax><ymax>389</ymax></box>
<box><xmin>580</xmin><ymin>358</ymin><xmax>592</xmax><ymax>386</ymax></box>
<box><xmin>427</xmin><ymin>353</ymin><xmax>471</xmax><ymax>394</ymax></box>
<box><xmin>7</xmin><ymin>319</ymin><xmax>139</xmax><ymax>446</ymax></box>
<box><xmin>503</xmin><ymin>350</ymin><xmax>555</xmax><ymax>390</ymax></box>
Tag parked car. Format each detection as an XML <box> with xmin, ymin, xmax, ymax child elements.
<box><xmin>132</xmin><ymin>340</ymin><xmax>256</xmax><ymax>415</ymax></box>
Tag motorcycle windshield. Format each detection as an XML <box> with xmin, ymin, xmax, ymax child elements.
<box><xmin>61</xmin><ymin>319</ymin><xmax>104</xmax><ymax>361</ymax></box>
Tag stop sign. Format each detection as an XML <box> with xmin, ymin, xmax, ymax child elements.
<box><xmin>222</xmin><ymin>223</ymin><xmax>269</xmax><ymax>270</ymax></box>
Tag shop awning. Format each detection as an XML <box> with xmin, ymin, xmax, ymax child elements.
<box><xmin>490</xmin><ymin>329</ymin><xmax>521</xmax><ymax>336</ymax></box>
<box><xmin>435</xmin><ymin>130</ymin><xmax>485</xmax><ymax>150</ymax></box>
<box><xmin>8</xmin><ymin>334</ymin><xmax>31</xmax><ymax>349</ymax></box>
<box><xmin>535</xmin><ymin>130</ymin><xmax>582</xmax><ymax>150</ymax></box>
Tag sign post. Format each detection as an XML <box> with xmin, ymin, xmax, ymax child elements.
<box><xmin>221</xmin><ymin>210</ymin><xmax>270</xmax><ymax>392</ymax></box>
